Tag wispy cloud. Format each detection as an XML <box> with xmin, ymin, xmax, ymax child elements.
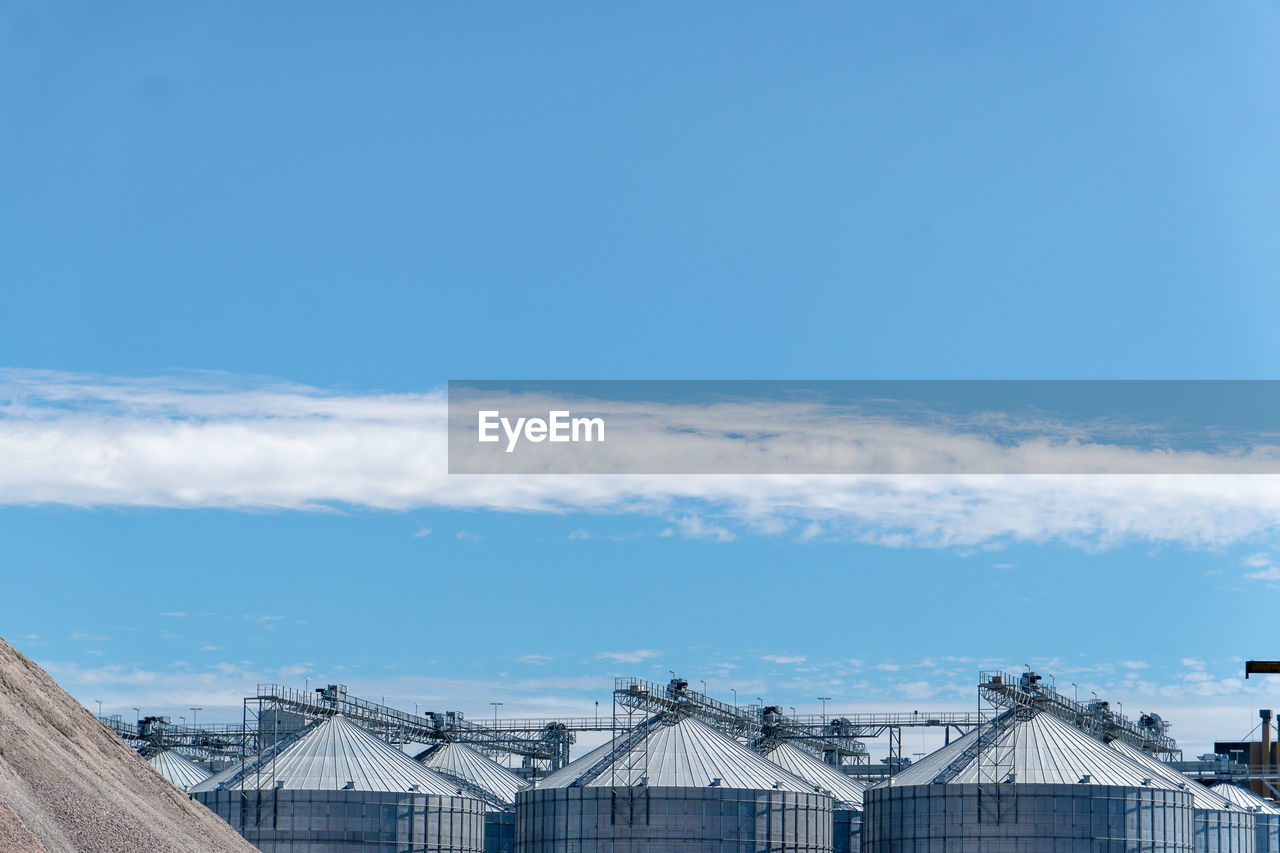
<box><xmin>763</xmin><ymin>654</ymin><xmax>806</xmax><ymax>665</ymax></box>
<box><xmin>412</xmin><ymin>525</ymin><xmax>432</xmax><ymax>538</ymax></box>
<box><xmin>515</xmin><ymin>654</ymin><xmax>555</xmax><ymax>665</ymax></box>
<box><xmin>4</xmin><ymin>370</ymin><xmax>1280</xmax><ymax>551</ymax></box>
<box><xmin>1245</xmin><ymin>566</ymin><xmax>1280</xmax><ymax>581</ymax></box>
<box><xmin>597</xmin><ymin>649</ymin><xmax>661</xmax><ymax>664</ymax></box>
<box><xmin>669</xmin><ymin>515</ymin><xmax>735</xmax><ymax>543</ymax></box>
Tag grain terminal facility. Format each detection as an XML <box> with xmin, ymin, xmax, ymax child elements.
<box><xmin>94</xmin><ymin>671</ymin><xmax>1280</xmax><ymax>852</ymax></box>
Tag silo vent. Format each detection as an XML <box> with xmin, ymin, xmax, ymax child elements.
<box><xmin>1078</xmin><ymin>774</ymin><xmax>1091</xmax><ymax>784</ymax></box>
<box><xmin>342</xmin><ymin>780</ymin><xmax>355</xmax><ymax>790</ymax></box>
<box><xmin>708</xmin><ymin>778</ymin><xmax>721</xmax><ymax>787</ymax></box>
<box><xmin>275</xmin><ymin>781</ymin><xmax>285</xmax><ymax>790</ymax></box>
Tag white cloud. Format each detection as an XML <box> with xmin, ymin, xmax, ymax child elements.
<box><xmin>515</xmin><ymin>654</ymin><xmax>555</xmax><ymax>665</ymax></box>
<box><xmin>1245</xmin><ymin>553</ymin><xmax>1272</xmax><ymax>568</ymax></box>
<box><xmin>412</xmin><ymin>526</ymin><xmax>432</xmax><ymax>538</ymax></box>
<box><xmin>876</xmin><ymin>663</ymin><xmax>901</xmax><ymax>672</ymax></box>
<box><xmin>897</xmin><ymin>681</ymin><xmax>938</xmax><ymax>701</ymax></box>
<box><xmin>3</xmin><ymin>370</ymin><xmax>1280</xmax><ymax>551</ymax></box>
<box><xmin>597</xmin><ymin>649</ymin><xmax>661</xmax><ymax>664</ymax></box>
<box><xmin>1246</xmin><ymin>566</ymin><xmax>1280</xmax><ymax>581</ymax></box>
<box><xmin>672</xmin><ymin>516</ymin><xmax>735</xmax><ymax>543</ymax></box>
<box><xmin>1120</xmin><ymin>661</ymin><xmax>1148</xmax><ymax>670</ymax></box>
<box><xmin>763</xmin><ymin>655</ymin><xmax>806</xmax><ymax>665</ymax></box>
<box><xmin>456</xmin><ymin>530</ymin><xmax>482</xmax><ymax>542</ymax></box>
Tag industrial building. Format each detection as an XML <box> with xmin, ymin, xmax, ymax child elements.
<box><xmin>515</xmin><ymin>712</ymin><xmax>833</xmax><ymax>852</ymax></box>
<box><xmin>862</xmin><ymin>710</ymin><xmax>1197</xmax><ymax>851</ymax></box>
<box><xmin>94</xmin><ymin>670</ymin><xmax>1280</xmax><ymax>852</ymax></box>
<box><xmin>1107</xmin><ymin>737</ymin><xmax>1254</xmax><ymax>852</ymax></box>
<box><xmin>148</xmin><ymin>749</ymin><xmax>214</xmax><ymax>792</ymax></box>
<box><xmin>760</xmin><ymin>740</ymin><xmax>865</xmax><ymax>853</ymax></box>
<box><xmin>418</xmin><ymin>741</ymin><xmax>529</xmax><ymax>853</ymax></box>
<box><xmin>1213</xmin><ymin>783</ymin><xmax>1280</xmax><ymax>852</ymax></box>
<box><xmin>192</xmin><ymin>714</ymin><xmax>486</xmax><ymax>852</ymax></box>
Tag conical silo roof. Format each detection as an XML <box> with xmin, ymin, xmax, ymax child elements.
<box><xmin>886</xmin><ymin>710</ymin><xmax>1174</xmax><ymax>788</ymax></box>
<box><xmin>1106</xmin><ymin>739</ymin><xmax>1241</xmax><ymax>812</ymax></box>
<box><xmin>1212</xmin><ymin>782</ymin><xmax>1280</xmax><ymax>814</ymax></box>
<box><xmin>537</xmin><ymin>714</ymin><xmax>820</xmax><ymax>792</ymax></box>
<box><xmin>417</xmin><ymin>742</ymin><xmax>527</xmax><ymax>804</ymax></box>
<box><xmin>760</xmin><ymin>741</ymin><xmax>866</xmax><ymax>808</ymax></box>
<box><xmin>209</xmin><ymin>714</ymin><xmax>464</xmax><ymax>794</ymax></box>
<box><xmin>147</xmin><ymin>750</ymin><xmax>213</xmax><ymax>791</ymax></box>
<box><xmin>537</xmin><ymin>736</ymin><xmax>617</xmax><ymax>788</ymax></box>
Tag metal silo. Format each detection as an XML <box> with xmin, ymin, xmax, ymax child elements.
<box><xmin>862</xmin><ymin>709</ymin><xmax>1195</xmax><ymax>852</ymax></box>
<box><xmin>759</xmin><ymin>741</ymin><xmax>865</xmax><ymax>853</ymax></box>
<box><xmin>1108</xmin><ymin>738</ymin><xmax>1255</xmax><ymax>852</ymax></box>
<box><xmin>515</xmin><ymin>712</ymin><xmax>833</xmax><ymax>853</ymax></box>
<box><xmin>147</xmin><ymin>750</ymin><xmax>213</xmax><ymax>792</ymax></box>
<box><xmin>192</xmin><ymin>714</ymin><xmax>485</xmax><ymax>852</ymax></box>
<box><xmin>1213</xmin><ymin>783</ymin><xmax>1280</xmax><ymax>853</ymax></box>
<box><xmin>419</xmin><ymin>741</ymin><xmax>529</xmax><ymax>853</ymax></box>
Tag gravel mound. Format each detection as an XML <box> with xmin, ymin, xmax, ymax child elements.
<box><xmin>0</xmin><ymin>635</ymin><xmax>256</xmax><ymax>852</ymax></box>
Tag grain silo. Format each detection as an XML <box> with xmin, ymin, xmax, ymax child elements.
<box><xmin>1107</xmin><ymin>738</ymin><xmax>1254</xmax><ymax>852</ymax></box>
<box><xmin>1213</xmin><ymin>783</ymin><xmax>1280</xmax><ymax>852</ymax></box>
<box><xmin>193</xmin><ymin>714</ymin><xmax>485</xmax><ymax>852</ymax></box>
<box><xmin>148</xmin><ymin>749</ymin><xmax>213</xmax><ymax>792</ymax></box>
<box><xmin>418</xmin><ymin>741</ymin><xmax>528</xmax><ymax>853</ymax></box>
<box><xmin>862</xmin><ymin>709</ymin><xmax>1195</xmax><ymax>852</ymax></box>
<box><xmin>759</xmin><ymin>741</ymin><xmax>865</xmax><ymax>853</ymax></box>
<box><xmin>515</xmin><ymin>712</ymin><xmax>833</xmax><ymax>853</ymax></box>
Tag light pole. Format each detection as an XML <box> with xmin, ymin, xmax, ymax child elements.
<box><xmin>595</xmin><ymin>700</ymin><xmax>599</xmax><ymax>726</ymax></box>
<box><xmin>1071</xmin><ymin>682</ymin><xmax>1078</xmax><ymax>703</ymax></box>
<box><xmin>818</xmin><ymin>697</ymin><xmax>831</xmax><ymax>726</ymax></box>
<box><xmin>491</xmin><ymin>702</ymin><xmax>503</xmax><ymax>727</ymax></box>
<box><xmin>180</xmin><ymin>716</ymin><xmax>186</xmax><ymax>726</ymax></box>
<box><xmin>132</xmin><ymin>707</ymin><xmax>141</xmax><ymax>722</ymax></box>
<box><xmin>700</xmin><ymin>680</ymin><xmax>707</xmax><ymax>695</ymax></box>
<box><xmin>790</xmin><ymin>706</ymin><xmax>797</xmax><ymax>718</ymax></box>
<box><xmin>191</xmin><ymin>707</ymin><xmax>202</xmax><ymax>731</ymax></box>
<box><xmin>415</xmin><ymin>702</ymin><xmax>420</xmax><ymax>716</ymax></box>
<box><xmin>94</xmin><ymin>699</ymin><xmax>102</xmax><ymax>716</ymax></box>
<box><xmin>305</xmin><ymin>677</ymin><xmax>310</xmax><ymax>695</ymax></box>
<box><xmin>730</xmin><ymin>688</ymin><xmax>737</xmax><ymax>710</ymax></box>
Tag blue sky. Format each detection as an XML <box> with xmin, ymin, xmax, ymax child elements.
<box><xmin>2</xmin><ymin>2</ymin><xmax>1280</xmax><ymax>757</ymax></box>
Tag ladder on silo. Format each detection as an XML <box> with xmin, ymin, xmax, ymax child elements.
<box><xmin>974</xmin><ymin>671</ymin><xmax>1033</xmax><ymax>826</ymax></box>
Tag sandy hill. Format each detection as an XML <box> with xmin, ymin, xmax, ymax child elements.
<box><xmin>0</xmin><ymin>635</ymin><xmax>255</xmax><ymax>852</ymax></box>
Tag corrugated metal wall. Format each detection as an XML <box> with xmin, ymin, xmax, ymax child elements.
<box><xmin>863</xmin><ymin>782</ymin><xmax>1196</xmax><ymax>853</ymax></box>
<box><xmin>195</xmin><ymin>788</ymin><xmax>485</xmax><ymax>852</ymax></box>
<box><xmin>515</xmin><ymin>785</ymin><xmax>832</xmax><ymax>853</ymax></box>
